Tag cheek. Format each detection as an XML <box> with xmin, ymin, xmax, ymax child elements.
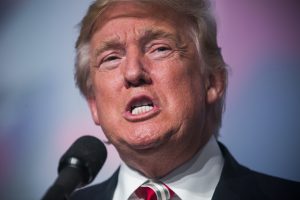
<box><xmin>92</xmin><ymin>70</ymin><xmax>122</xmax><ymax>98</ymax></box>
<box><xmin>156</xmin><ymin>59</ymin><xmax>206</xmax><ymax>111</ymax></box>
<box><xmin>155</xmin><ymin>58</ymin><xmax>204</xmax><ymax>94</ymax></box>
<box><xmin>91</xmin><ymin>73</ymin><xmax>123</xmax><ymax>118</ymax></box>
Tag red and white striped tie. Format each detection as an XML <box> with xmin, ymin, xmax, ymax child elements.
<box><xmin>133</xmin><ymin>180</ymin><xmax>175</xmax><ymax>200</ymax></box>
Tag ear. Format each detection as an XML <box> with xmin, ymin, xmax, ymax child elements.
<box><xmin>87</xmin><ymin>97</ymin><xmax>101</xmax><ymax>125</ymax></box>
<box><xmin>206</xmin><ymin>70</ymin><xmax>226</xmax><ymax>104</ymax></box>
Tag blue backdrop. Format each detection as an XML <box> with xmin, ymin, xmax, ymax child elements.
<box><xmin>0</xmin><ymin>0</ymin><xmax>299</xmax><ymax>199</ymax></box>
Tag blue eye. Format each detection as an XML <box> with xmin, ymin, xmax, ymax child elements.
<box><xmin>98</xmin><ymin>55</ymin><xmax>121</xmax><ymax>70</ymax></box>
<box><xmin>156</xmin><ymin>46</ymin><xmax>170</xmax><ymax>52</ymax></box>
<box><xmin>103</xmin><ymin>55</ymin><xmax>119</xmax><ymax>62</ymax></box>
<box><xmin>148</xmin><ymin>45</ymin><xmax>173</xmax><ymax>59</ymax></box>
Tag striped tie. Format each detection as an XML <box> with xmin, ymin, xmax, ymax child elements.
<box><xmin>134</xmin><ymin>180</ymin><xmax>175</xmax><ymax>200</ymax></box>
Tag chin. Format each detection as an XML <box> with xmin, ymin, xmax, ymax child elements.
<box><xmin>125</xmin><ymin>134</ymin><xmax>162</xmax><ymax>150</ymax></box>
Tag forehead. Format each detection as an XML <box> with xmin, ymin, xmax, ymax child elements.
<box><xmin>91</xmin><ymin>1</ymin><xmax>188</xmax><ymax>38</ymax></box>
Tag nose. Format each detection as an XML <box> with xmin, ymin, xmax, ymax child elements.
<box><xmin>122</xmin><ymin>50</ymin><xmax>152</xmax><ymax>88</ymax></box>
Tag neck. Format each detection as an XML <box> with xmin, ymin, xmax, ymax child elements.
<box><xmin>120</xmin><ymin>133</ymin><xmax>212</xmax><ymax>178</ymax></box>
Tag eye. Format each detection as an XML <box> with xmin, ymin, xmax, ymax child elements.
<box><xmin>155</xmin><ymin>46</ymin><xmax>171</xmax><ymax>52</ymax></box>
<box><xmin>98</xmin><ymin>54</ymin><xmax>122</xmax><ymax>70</ymax></box>
<box><xmin>103</xmin><ymin>55</ymin><xmax>120</xmax><ymax>62</ymax></box>
<box><xmin>149</xmin><ymin>44</ymin><xmax>173</xmax><ymax>59</ymax></box>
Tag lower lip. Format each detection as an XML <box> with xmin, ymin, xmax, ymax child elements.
<box><xmin>123</xmin><ymin>106</ymin><xmax>160</xmax><ymax>122</ymax></box>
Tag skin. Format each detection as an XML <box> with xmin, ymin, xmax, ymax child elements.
<box><xmin>87</xmin><ymin>2</ymin><xmax>224</xmax><ymax>178</ymax></box>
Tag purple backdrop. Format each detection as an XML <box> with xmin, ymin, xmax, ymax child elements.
<box><xmin>0</xmin><ymin>0</ymin><xmax>299</xmax><ymax>199</ymax></box>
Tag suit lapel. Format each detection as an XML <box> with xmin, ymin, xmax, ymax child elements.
<box><xmin>98</xmin><ymin>168</ymin><xmax>119</xmax><ymax>200</ymax></box>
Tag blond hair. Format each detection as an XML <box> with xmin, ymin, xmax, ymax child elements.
<box><xmin>74</xmin><ymin>0</ymin><xmax>227</xmax><ymax>135</ymax></box>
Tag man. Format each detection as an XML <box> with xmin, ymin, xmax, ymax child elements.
<box><xmin>71</xmin><ymin>0</ymin><xmax>299</xmax><ymax>199</ymax></box>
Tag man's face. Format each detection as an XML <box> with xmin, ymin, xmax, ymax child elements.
<box><xmin>88</xmin><ymin>2</ymin><xmax>220</xmax><ymax>169</ymax></box>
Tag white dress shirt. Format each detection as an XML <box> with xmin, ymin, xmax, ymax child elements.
<box><xmin>112</xmin><ymin>136</ymin><xmax>224</xmax><ymax>200</ymax></box>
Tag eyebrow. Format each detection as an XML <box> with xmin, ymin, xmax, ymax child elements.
<box><xmin>95</xmin><ymin>37</ymin><xmax>125</xmax><ymax>58</ymax></box>
<box><xmin>140</xmin><ymin>29</ymin><xmax>188</xmax><ymax>55</ymax></box>
<box><xmin>94</xmin><ymin>28</ymin><xmax>184</xmax><ymax>57</ymax></box>
<box><xmin>140</xmin><ymin>28</ymin><xmax>180</xmax><ymax>47</ymax></box>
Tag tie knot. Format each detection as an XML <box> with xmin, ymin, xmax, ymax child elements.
<box><xmin>134</xmin><ymin>180</ymin><xmax>174</xmax><ymax>200</ymax></box>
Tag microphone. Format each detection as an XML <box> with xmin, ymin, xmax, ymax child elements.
<box><xmin>42</xmin><ymin>135</ymin><xmax>107</xmax><ymax>200</ymax></box>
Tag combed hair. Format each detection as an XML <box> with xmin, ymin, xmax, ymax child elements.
<box><xmin>74</xmin><ymin>0</ymin><xmax>228</xmax><ymax>135</ymax></box>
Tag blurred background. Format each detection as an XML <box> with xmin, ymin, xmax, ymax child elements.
<box><xmin>0</xmin><ymin>0</ymin><xmax>299</xmax><ymax>199</ymax></box>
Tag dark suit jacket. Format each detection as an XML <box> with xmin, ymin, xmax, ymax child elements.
<box><xmin>71</xmin><ymin>143</ymin><xmax>300</xmax><ymax>200</ymax></box>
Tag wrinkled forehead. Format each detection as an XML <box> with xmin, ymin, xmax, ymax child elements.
<box><xmin>90</xmin><ymin>1</ymin><xmax>188</xmax><ymax>37</ymax></box>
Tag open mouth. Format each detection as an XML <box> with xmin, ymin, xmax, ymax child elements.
<box><xmin>129</xmin><ymin>98</ymin><xmax>154</xmax><ymax>115</ymax></box>
<box><xmin>124</xmin><ymin>95</ymin><xmax>160</xmax><ymax>122</ymax></box>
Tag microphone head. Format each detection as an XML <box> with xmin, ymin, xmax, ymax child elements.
<box><xmin>58</xmin><ymin>135</ymin><xmax>107</xmax><ymax>186</ymax></box>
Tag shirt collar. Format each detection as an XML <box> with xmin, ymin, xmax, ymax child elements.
<box><xmin>161</xmin><ymin>136</ymin><xmax>224</xmax><ymax>199</ymax></box>
<box><xmin>113</xmin><ymin>136</ymin><xmax>224</xmax><ymax>200</ymax></box>
<box><xmin>113</xmin><ymin>160</ymin><xmax>148</xmax><ymax>200</ymax></box>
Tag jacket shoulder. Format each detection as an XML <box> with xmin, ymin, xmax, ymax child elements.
<box><xmin>253</xmin><ymin>170</ymin><xmax>300</xmax><ymax>199</ymax></box>
<box><xmin>214</xmin><ymin>143</ymin><xmax>300</xmax><ymax>200</ymax></box>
